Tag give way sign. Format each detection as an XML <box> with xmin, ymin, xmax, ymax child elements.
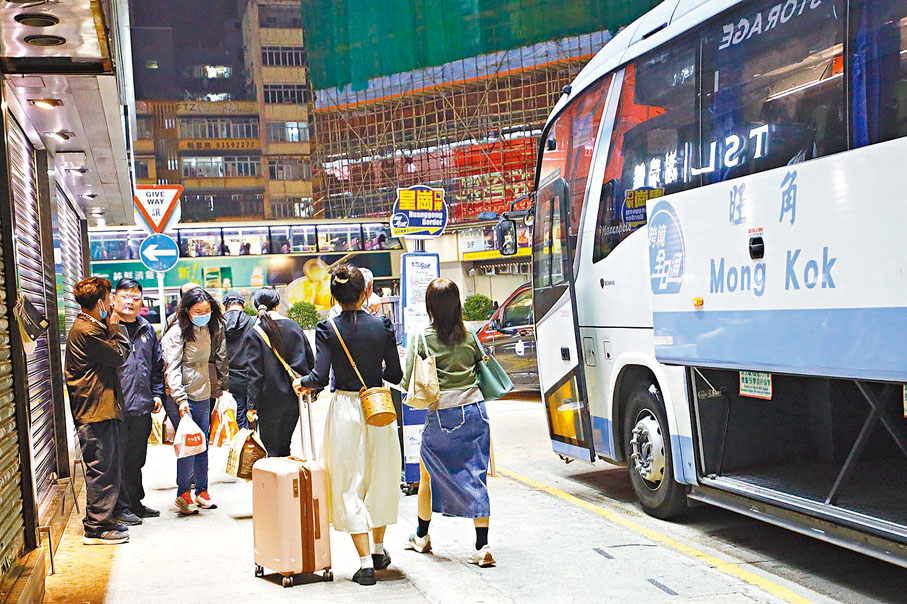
<box><xmin>134</xmin><ymin>185</ymin><xmax>183</xmax><ymax>233</ymax></box>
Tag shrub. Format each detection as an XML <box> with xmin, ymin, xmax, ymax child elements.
<box><xmin>463</xmin><ymin>294</ymin><xmax>494</xmax><ymax>321</ymax></box>
<box><xmin>243</xmin><ymin>305</ymin><xmax>258</xmax><ymax>317</ymax></box>
<box><xmin>288</xmin><ymin>301</ymin><xmax>319</xmax><ymax>330</ymax></box>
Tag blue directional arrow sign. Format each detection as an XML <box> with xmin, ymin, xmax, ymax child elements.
<box><xmin>139</xmin><ymin>233</ymin><xmax>180</xmax><ymax>273</ymax></box>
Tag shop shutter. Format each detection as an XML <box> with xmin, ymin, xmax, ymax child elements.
<box><xmin>8</xmin><ymin>117</ymin><xmax>58</xmax><ymax>507</ymax></box>
<box><xmin>56</xmin><ymin>189</ymin><xmax>84</xmax><ymax>336</ymax></box>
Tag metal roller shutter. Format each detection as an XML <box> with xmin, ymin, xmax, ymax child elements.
<box><xmin>56</xmin><ymin>189</ymin><xmax>84</xmax><ymax>336</ymax></box>
<box><xmin>8</xmin><ymin>117</ymin><xmax>58</xmax><ymax>507</ymax></box>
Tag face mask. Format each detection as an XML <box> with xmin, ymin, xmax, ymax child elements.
<box><xmin>191</xmin><ymin>313</ymin><xmax>211</xmax><ymax>327</ymax></box>
<box><xmin>100</xmin><ymin>309</ymin><xmax>108</xmax><ymax>320</ymax></box>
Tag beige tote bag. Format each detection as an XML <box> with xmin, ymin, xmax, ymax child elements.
<box><xmin>406</xmin><ymin>330</ymin><xmax>440</xmax><ymax>410</ymax></box>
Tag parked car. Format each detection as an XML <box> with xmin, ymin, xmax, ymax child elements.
<box><xmin>476</xmin><ymin>283</ymin><xmax>538</xmax><ymax>392</ymax></box>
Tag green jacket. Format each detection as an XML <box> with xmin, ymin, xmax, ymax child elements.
<box><xmin>401</xmin><ymin>326</ymin><xmax>482</xmax><ymax>392</ymax></box>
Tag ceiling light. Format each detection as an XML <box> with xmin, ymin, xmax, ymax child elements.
<box><xmin>24</xmin><ymin>34</ymin><xmax>66</xmax><ymax>47</ymax></box>
<box><xmin>66</xmin><ymin>167</ymin><xmax>88</xmax><ymax>175</ymax></box>
<box><xmin>15</xmin><ymin>13</ymin><xmax>60</xmax><ymax>27</ymax></box>
<box><xmin>28</xmin><ymin>98</ymin><xmax>62</xmax><ymax>109</ymax></box>
<box><xmin>82</xmin><ymin>193</ymin><xmax>98</xmax><ymax>200</ymax></box>
<box><xmin>45</xmin><ymin>130</ymin><xmax>73</xmax><ymax>142</ymax></box>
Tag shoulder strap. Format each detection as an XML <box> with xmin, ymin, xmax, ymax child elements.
<box><xmin>253</xmin><ymin>324</ymin><xmax>298</xmax><ymax>381</ymax></box>
<box><xmin>419</xmin><ymin>329</ymin><xmax>431</xmax><ymax>358</ymax></box>
<box><xmin>328</xmin><ymin>318</ymin><xmax>367</xmax><ymax>389</ymax></box>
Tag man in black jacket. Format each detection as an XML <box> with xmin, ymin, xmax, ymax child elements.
<box><xmin>113</xmin><ymin>279</ymin><xmax>165</xmax><ymax>521</ymax></box>
<box><xmin>223</xmin><ymin>292</ymin><xmax>253</xmax><ymax>428</ymax></box>
<box><xmin>65</xmin><ymin>277</ymin><xmax>131</xmax><ymax>545</ymax></box>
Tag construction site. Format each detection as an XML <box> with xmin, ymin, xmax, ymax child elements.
<box><xmin>303</xmin><ymin>1</ymin><xmax>660</xmax><ymax>223</ymax></box>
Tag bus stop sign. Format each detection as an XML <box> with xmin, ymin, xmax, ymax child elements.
<box><xmin>139</xmin><ymin>233</ymin><xmax>180</xmax><ymax>273</ymax></box>
<box><xmin>390</xmin><ymin>185</ymin><xmax>448</xmax><ymax>239</ymax></box>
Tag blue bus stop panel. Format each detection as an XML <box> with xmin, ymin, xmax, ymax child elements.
<box><xmin>139</xmin><ymin>233</ymin><xmax>180</xmax><ymax>273</ymax></box>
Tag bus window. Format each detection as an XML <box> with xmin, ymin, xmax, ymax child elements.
<box><xmin>179</xmin><ymin>228</ymin><xmax>222</xmax><ymax>257</ymax></box>
<box><xmin>593</xmin><ymin>38</ymin><xmax>698</xmax><ymax>263</ymax></box>
<box><xmin>700</xmin><ymin>0</ymin><xmax>845</xmax><ymax>183</ymax></box>
<box><xmin>222</xmin><ymin>226</ymin><xmax>268</xmax><ymax>255</ymax></box>
<box><xmin>851</xmin><ymin>2</ymin><xmax>907</xmax><ymax>146</ymax></box>
<box><xmin>500</xmin><ymin>289</ymin><xmax>533</xmax><ymax>329</ymax></box>
<box><xmin>362</xmin><ymin>223</ymin><xmax>400</xmax><ymax>250</ymax></box>
<box><xmin>270</xmin><ymin>226</ymin><xmax>292</xmax><ymax>254</ymax></box>
<box><xmin>291</xmin><ymin>225</ymin><xmax>318</xmax><ymax>253</ymax></box>
<box><xmin>317</xmin><ymin>224</ymin><xmax>362</xmax><ymax>252</ymax></box>
<box><xmin>533</xmin><ymin>188</ymin><xmax>554</xmax><ymax>289</ymax></box>
<box><xmin>538</xmin><ymin>76</ymin><xmax>611</xmax><ymax>256</ymax></box>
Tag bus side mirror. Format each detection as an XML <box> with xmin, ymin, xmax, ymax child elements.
<box><xmin>495</xmin><ymin>218</ymin><xmax>518</xmax><ymax>256</ymax></box>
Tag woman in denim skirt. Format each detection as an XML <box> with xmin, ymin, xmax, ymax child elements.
<box><xmin>400</xmin><ymin>278</ymin><xmax>495</xmax><ymax>567</ymax></box>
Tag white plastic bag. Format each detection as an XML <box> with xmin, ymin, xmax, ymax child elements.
<box><xmin>210</xmin><ymin>392</ymin><xmax>239</xmax><ymax>447</ymax></box>
<box><xmin>174</xmin><ymin>415</ymin><xmax>207</xmax><ymax>459</ymax></box>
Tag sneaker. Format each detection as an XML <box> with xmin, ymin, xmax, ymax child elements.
<box><xmin>352</xmin><ymin>567</ymin><xmax>376</xmax><ymax>586</ymax></box>
<box><xmin>115</xmin><ymin>511</ymin><xmax>142</xmax><ymax>526</ymax></box>
<box><xmin>113</xmin><ymin>523</ymin><xmax>129</xmax><ymax>533</ymax></box>
<box><xmin>195</xmin><ymin>491</ymin><xmax>217</xmax><ymax>509</ymax></box>
<box><xmin>174</xmin><ymin>491</ymin><xmax>198</xmax><ymax>515</ymax></box>
<box><xmin>467</xmin><ymin>545</ymin><xmax>496</xmax><ymax>568</ymax></box>
<box><xmin>135</xmin><ymin>505</ymin><xmax>160</xmax><ymax>518</ymax></box>
<box><xmin>404</xmin><ymin>533</ymin><xmax>431</xmax><ymax>553</ymax></box>
<box><xmin>372</xmin><ymin>549</ymin><xmax>391</xmax><ymax>570</ymax></box>
<box><xmin>83</xmin><ymin>529</ymin><xmax>129</xmax><ymax>545</ymax></box>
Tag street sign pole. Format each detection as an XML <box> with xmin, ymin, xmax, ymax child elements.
<box><xmin>157</xmin><ymin>271</ymin><xmax>167</xmax><ymax>332</ymax></box>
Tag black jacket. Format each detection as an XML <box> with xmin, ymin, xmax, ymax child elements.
<box><xmin>65</xmin><ymin>314</ymin><xmax>131</xmax><ymax>425</ymax></box>
<box><xmin>118</xmin><ymin>316</ymin><xmax>165</xmax><ymax>416</ymax></box>
<box><xmin>223</xmin><ymin>309</ymin><xmax>254</xmax><ymax>395</ymax></box>
<box><xmin>246</xmin><ymin>317</ymin><xmax>315</xmax><ymax>412</ymax></box>
<box><xmin>301</xmin><ymin>310</ymin><xmax>403</xmax><ymax>392</ymax></box>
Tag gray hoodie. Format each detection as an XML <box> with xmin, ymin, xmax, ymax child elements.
<box><xmin>162</xmin><ymin>323</ymin><xmax>228</xmax><ymax>405</ymax></box>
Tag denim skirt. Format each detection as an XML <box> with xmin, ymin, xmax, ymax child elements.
<box><xmin>420</xmin><ymin>401</ymin><xmax>490</xmax><ymax>518</ymax></box>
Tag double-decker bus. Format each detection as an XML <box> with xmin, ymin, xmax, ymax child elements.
<box><xmin>89</xmin><ymin>218</ymin><xmax>403</xmax><ymax>326</ymax></box>
<box><xmin>497</xmin><ymin>0</ymin><xmax>907</xmax><ymax>566</ymax></box>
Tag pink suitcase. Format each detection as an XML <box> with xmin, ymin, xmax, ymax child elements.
<box><xmin>252</xmin><ymin>393</ymin><xmax>332</xmax><ymax>587</ymax></box>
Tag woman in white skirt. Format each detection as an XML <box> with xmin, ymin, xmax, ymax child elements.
<box><xmin>295</xmin><ymin>264</ymin><xmax>403</xmax><ymax>586</ymax></box>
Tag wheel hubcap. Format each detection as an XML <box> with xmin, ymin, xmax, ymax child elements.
<box><xmin>630</xmin><ymin>412</ymin><xmax>666</xmax><ymax>489</ymax></box>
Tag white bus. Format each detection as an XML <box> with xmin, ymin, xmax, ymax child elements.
<box><xmin>497</xmin><ymin>0</ymin><xmax>907</xmax><ymax>566</ymax></box>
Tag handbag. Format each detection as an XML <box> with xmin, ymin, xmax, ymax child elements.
<box><xmin>472</xmin><ymin>330</ymin><xmax>514</xmax><ymax>401</ymax></box>
<box><xmin>405</xmin><ymin>329</ymin><xmax>440</xmax><ymax>410</ymax></box>
<box><xmin>328</xmin><ymin>319</ymin><xmax>397</xmax><ymax>427</ymax></box>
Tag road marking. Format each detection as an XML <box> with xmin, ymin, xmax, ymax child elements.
<box><xmin>647</xmin><ymin>578</ymin><xmax>679</xmax><ymax>596</ymax></box>
<box><xmin>593</xmin><ymin>547</ymin><xmax>614</xmax><ymax>559</ymax></box>
<box><xmin>499</xmin><ymin>468</ymin><xmax>812</xmax><ymax>604</ymax></box>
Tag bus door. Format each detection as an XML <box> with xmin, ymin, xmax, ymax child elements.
<box><xmin>533</xmin><ymin>176</ymin><xmax>595</xmax><ymax>462</ymax></box>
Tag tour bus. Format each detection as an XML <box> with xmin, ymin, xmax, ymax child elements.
<box><xmin>496</xmin><ymin>0</ymin><xmax>907</xmax><ymax>566</ymax></box>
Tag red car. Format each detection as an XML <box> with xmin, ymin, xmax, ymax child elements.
<box><xmin>476</xmin><ymin>283</ymin><xmax>538</xmax><ymax>392</ymax></box>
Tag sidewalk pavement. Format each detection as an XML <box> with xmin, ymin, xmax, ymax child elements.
<box><xmin>45</xmin><ymin>397</ymin><xmax>789</xmax><ymax>604</ymax></box>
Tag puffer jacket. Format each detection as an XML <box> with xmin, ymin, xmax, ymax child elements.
<box><xmin>118</xmin><ymin>316</ymin><xmax>165</xmax><ymax>416</ymax></box>
<box><xmin>223</xmin><ymin>309</ymin><xmax>253</xmax><ymax>394</ymax></box>
<box><xmin>161</xmin><ymin>322</ymin><xmax>228</xmax><ymax>405</ymax></box>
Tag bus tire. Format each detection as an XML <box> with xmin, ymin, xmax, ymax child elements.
<box><xmin>622</xmin><ymin>381</ymin><xmax>687</xmax><ymax>519</ymax></box>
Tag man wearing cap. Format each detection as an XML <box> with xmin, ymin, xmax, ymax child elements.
<box><xmin>222</xmin><ymin>292</ymin><xmax>254</xmax><ymax>428</ymax></box>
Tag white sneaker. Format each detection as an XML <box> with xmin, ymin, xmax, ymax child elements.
<box><xmin>467</xmin><ymin>545</ymin><xmax>496</xmax><ymax>567</ymax></box>
<box><xmin>405</xmin><ymin>533</ymin><xmax>431</xmax><ymax>553</ymax></box>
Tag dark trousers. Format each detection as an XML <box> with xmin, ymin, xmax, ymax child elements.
<box><xmin>233</xmin><ymin>391</ymin><xmax>249</xmax><ymax>431</ymax></box>
<box><xmin>77</xmin><ymin>420</ymin><xmax>129</xmax><ymax>533</ymax></box>
<box><xmin>119</xmin><ymin>414</ymin><xmax>152</xmax><ymax>514</ymax></box>
<box><xmin>258</xmin><ymin>406</ymin><xmax>299</xmax><ymax>457</ymax></box>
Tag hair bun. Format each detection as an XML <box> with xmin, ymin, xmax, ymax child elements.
<box><xmin>332</xmin><ymin>266</ymin><xmax>351</xmax><ymax>284</ymax></box>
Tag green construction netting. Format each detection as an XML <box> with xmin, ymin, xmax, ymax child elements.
<box><xmin>301</xmin><ymin>0</ymin><xmax>661</xmax><ymax>91</ymax></box>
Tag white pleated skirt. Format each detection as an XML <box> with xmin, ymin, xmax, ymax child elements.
<box><xmin>322</xmin><ymin>390</ymin><xmax>401</xmax><ymax>533</ymax></box>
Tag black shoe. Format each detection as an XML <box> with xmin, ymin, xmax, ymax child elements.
<box><xmin>113</xmin><ymin>523</ymin><xmax>129</xmax><ymax>533</ymax></box>
<box><xmin>372</xmin><ymin>549</ymin><xmax>391</xmax><ymax>571</ymax></box>
<box><xmin>136</xmin><ymin>505</ymin><xmax>160</xmax><ymax>518</ymax></box>
<box><xmin>115</xmin><ymin>511</ymin><xmax>142</xmax><ymax>526</ymax></box>
<box><xmin>352</xmin><ymin>567</ymin><xmax>376</xmax><ymax>586</ymax></box>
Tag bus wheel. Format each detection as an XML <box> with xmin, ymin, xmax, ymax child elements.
<box><xmin>623</xmin><ymin>381</ymin><xmax>687</xmax><ymax>519</ymax></box>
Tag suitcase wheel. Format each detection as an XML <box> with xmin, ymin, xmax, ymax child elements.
<box><xmin>323</xmin><ymin>570</ymin><xmax>333</xmax><ymax>582</ymax></box>
<box><xmin>282</xmin><ymin>576</ymin><xmax>294</xmax><ymax>588</ymax></box>
<box><xmin>254</xmin><ymin>565</ymin><xmax>264</xmax><ymax>578</ymax></box>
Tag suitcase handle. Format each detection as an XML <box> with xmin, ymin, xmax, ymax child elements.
<box><xmin>313</xmin><ymin>498</ymin><xmax>321</xmax><ymax>540</ymax></box>
<box><xmin>297</xmin><ymin>392</ymin><xmax>317</xmax><ymax>462</ymax></box>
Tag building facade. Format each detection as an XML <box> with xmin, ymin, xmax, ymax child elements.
<box><xmin>131</xmin><ymin>0</ymin><xmax>315</xmax><ymax>221</ymax></box>
<box><xmin>0</xmin><ymin>0</ymin><xmax>136</xmax><ymax>598</ymax></box>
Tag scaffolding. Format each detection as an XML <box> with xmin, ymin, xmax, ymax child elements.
<box><xmin>311</xmin><ymin>31</ymin><xmax>612</xmax><ymax>222</ymax></box>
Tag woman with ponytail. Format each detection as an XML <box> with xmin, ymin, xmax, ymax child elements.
<box><xmin>244</xmin><ymin>287</ymin><xmax>315</xmax><ymax>457</ymax></box>
<box><xmin>294</xmin><ymin>264</ymin><xmax>403</xmax><ymax>586</ymax></box>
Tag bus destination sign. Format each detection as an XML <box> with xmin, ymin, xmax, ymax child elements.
<box><xmin>391</xmin><ymin>185</ymin><xmax>448</xmax><ymax>240</ymax></box>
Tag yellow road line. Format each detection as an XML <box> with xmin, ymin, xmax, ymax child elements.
<box><xmin>499</xmin><ymin>467</ymin><xmax>812</xmax><ymax>604</ymax></box>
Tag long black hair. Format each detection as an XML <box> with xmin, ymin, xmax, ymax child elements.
<box><xmin>425</xmin><ymin>278</ymin><xmax>467</xmax><ymax>346</ymax></box>
<box><xmin>330</xmin><ymin>264</ymin><xmax>365</xmax><ymax>307</ymax></box>
<box><xmin>177</xmin><ymin>287</ymin><xmax>223</xmax><ymax>342</ymax></box>
<box><xmin>253</xmin><ymin>287</ymin><xmax>285</xmax><ymax>356</ymax></box>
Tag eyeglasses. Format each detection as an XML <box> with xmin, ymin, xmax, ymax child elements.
<box><xmin>118</xmin><ymin>294</ymin><xmax>142</xmax><ymax>302</ymax></box>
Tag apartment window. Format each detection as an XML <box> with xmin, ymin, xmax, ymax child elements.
<box><xmin>225</xmin><ymin>155</ymin><xmax>262</xmax><ymax>177</ymax></box>
<box><xmin>264</xmin><ymin>84</ymin><xmax>311</xmax><ymax>104</ymax></box>
<box><xmin>181</xmin><ymin>155</ymin><xmax>261</xmax><ymax>178</ymax></box>
<box><xmin>266</xmin><ymin>121</ymin><xmax>309</xmax><ymax>142</ymax></box>
<box><xmin>272</xmin><ymin>197</ymin><xmax>315</xmax><ymax>219</ymax></box>
<box><xmin>205</xmin><ymin>65</ymin><xmax>232</xmax><ymax>79</ymax></box>
<box><xmin>136</xmin><ymin>116</ymin><xmax>154</xmax><ymax>139</ymax></box>
<box><xmin>179</xmin><ymin>117</ymin><xmax>259</xmax><ymax>139</ymax></box>
<box><xmin>259</xmin><ymin>4</ymin><xmax>302</xmax><ymax>28</ymax></box>
<box><xmin>262</xmin><ymin>46</ymin><xmax>306</xmax><ymax>67</ymax></box>
<box><xmin>134</xmin><ymin>160</ymin><xmax>150</xmax><ymax>179</ymax></box>
<box><xmin>268</xmin><ymin>157</ymin><xmax>311</xmax><ymax>180</ymax></box>
<box><xmin>145</xmin><ymin>60</ymin><xmax>159</xmax><ymax>69</ymax></box>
